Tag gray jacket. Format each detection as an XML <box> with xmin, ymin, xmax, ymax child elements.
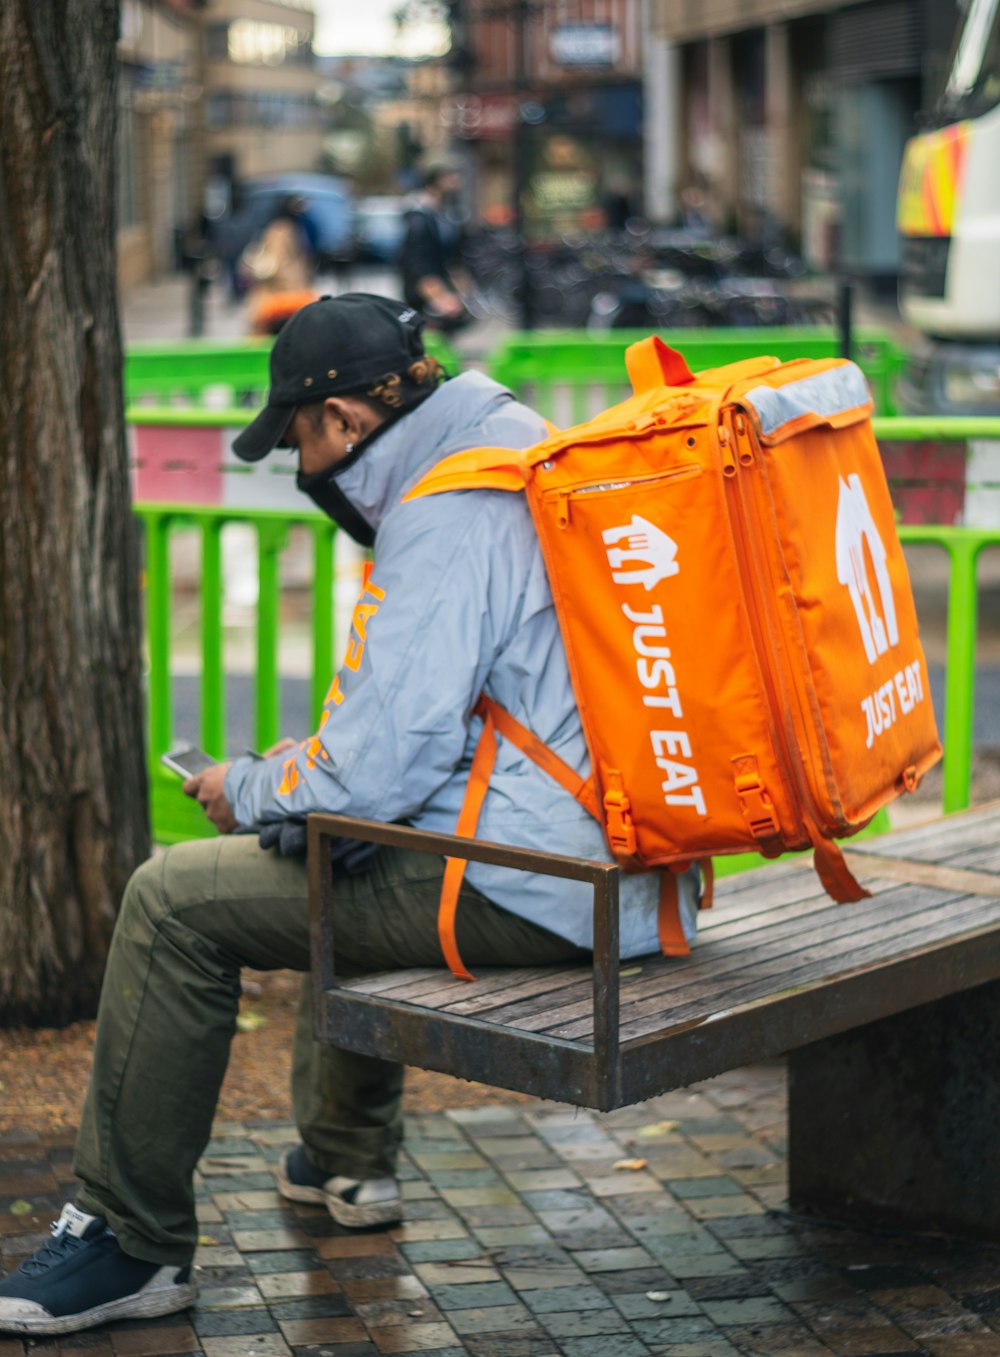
<box><xmin>225</xmin><ymin>371</ymin><xmax>699</xmax><ymax>957</ymax></box>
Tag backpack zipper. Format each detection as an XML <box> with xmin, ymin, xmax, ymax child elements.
<box><xmin>547</xmin><ymin>463</ymin><xmax>701</xmax><ymax>529</ymax></box>
<box><xmin>721</xmin><ymin>411</ymin><xmax>811</xmax><ymax>841</ymax></box>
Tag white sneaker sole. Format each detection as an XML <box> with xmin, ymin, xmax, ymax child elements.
<box><xmin>276</xmin><ymin>1153</ymin><xmax>401</xmax><ymax>1228</ymax></box>
<box><xmin>0</xmin><ymin>1279</ymin><xmax>197</xmax><ymax>1335</ymax></box>
<box><xmin>275</xmin><ymin>1156</ymin><xmax>326</xmax><ymax>1206</ymax></box>
<box><xmin>324</xmin><ymin>1192</ymin><xmax>402</xmax><ymax>1230</ymax></box>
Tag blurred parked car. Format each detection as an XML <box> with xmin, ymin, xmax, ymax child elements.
<box><xmin>215</xmin><ymin>173</ymin><xmax>356</xmax><ymax>276</ymax></box>
<box><xmin>355</xmin><ymin>195</ymin><xmax>406</xmax><ymax>263</ymax></box>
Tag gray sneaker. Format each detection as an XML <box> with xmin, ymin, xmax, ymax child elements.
<box><xmin>276</xmin><ymin>1145</ymin><xmax>402</xmax><ymax>1229</ymax></box>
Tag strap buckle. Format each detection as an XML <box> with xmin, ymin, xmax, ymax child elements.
<box><xmin>733</xmin><ymin>756</ymin><xmax>779</xmax><ymax>839</ymax></box>
<box><xmin>603</xmin><ymin>774</ymin><xmax>637</xmax><ymax>856</ymax></box>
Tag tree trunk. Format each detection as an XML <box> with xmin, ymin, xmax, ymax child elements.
<box><xmin>0</xmin><ymin>0</ymin><xmax>150</xmax><ymax>1024</ymax></box>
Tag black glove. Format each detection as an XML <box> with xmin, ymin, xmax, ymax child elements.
<box><xmin>257</xmin><ymin>819</ymin><xmax>308</xmax><ymax>858</ymax></box>
<box><xmin>257</xmin><ymin>817</ymin><xmax>378</xmax><ymax>876</ymax></box>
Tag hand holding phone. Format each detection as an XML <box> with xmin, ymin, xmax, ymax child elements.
<box><xmin>161</xmin><ymin>744</ymin><xmax>218</xmax><ymax>779</ymax></box>
<box><xmin>162</xmin><ymin>744</ymin><xmax>237</xmax><ymax>833</ymax></box>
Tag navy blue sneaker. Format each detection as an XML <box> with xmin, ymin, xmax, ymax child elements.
<box><xmin>0</xmin><ymin>1204</ymin><xmax>196</xmax><ymax>1335</ymax></box>
<box><xmin>276</xmin><ymin>1144</ymin><xmax>402</xmax><ymax>1228</ymax></box>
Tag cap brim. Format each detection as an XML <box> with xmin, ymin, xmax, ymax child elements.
<box><xmin>233</xmin><ymin>403</ymin><xmax>295</xmax><ymax>463</ymax></box>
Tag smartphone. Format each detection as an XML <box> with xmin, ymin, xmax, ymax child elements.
<box><xmin>161</xmin><ymin>743</ymin><xmax>218</xmax><ymax>779</ymax></box>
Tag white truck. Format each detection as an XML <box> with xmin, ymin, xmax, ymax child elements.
<box><xmin>897</xmin><ymin>0</ymin><xmax>1000</xmax><ymax>413</ymax></box>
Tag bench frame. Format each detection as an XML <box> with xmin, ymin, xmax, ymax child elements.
<box><xmin>309</xmin><ymin>806</ymin><xmax>1000</xmax><ymax>1239</ymax></box>
<box><xmin>308</xmin><ymin>812</ymin><xmax>623</xmax><ymax>1108</ymax></box>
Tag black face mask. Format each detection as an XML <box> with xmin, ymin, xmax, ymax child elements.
<box><xmin>297</xmin><ymin>465</ymin><xmax>376</xmax><ymax>547</ymax></box>
<box><xmin>293</xmin><ymin>388</ymin><xmax>436</xmax><ymax>546</ymax></box>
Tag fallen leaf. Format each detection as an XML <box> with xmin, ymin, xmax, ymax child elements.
<box><xmin>197</xmin><ymin>1234</ymin><xmax>220</xmax><ymax>1246</ymax></box>
<box><xmin>646</xmin><ymin>1290</ymin><xmax>673</xmax><ymax>1302</ymax></box>
<box><xmin>9</xmin><ymin>1200</ymin><xmax>33</xmax><ymax>1216</ymax></box>
<box><xmin>612</xmin><ymin>1157</ymin><xmax>648</xmax><ymax>1172</ymax></box>
<box><xmin>635</xmin><ymin>1120</ymin><xmax>678</xmax><ymax>1139</ymax></box>
<box><xmin>620</xmin><ymin>966</ymin><xmax>642</xmax><ymax>977</ymax></box>
<box><xmin>407</xmin><ymin>1310</ymin><xmax>424</xmax><ymax>1317</ymax></box>
<box><xmin>236</xmin><ymin>1011</ymin><xmax>268</xmax><ymax>1033</ymax></box>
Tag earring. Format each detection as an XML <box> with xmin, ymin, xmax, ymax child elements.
<box><xmin>344</xmin><ymin>441</ymin><xmax>355</xmax><ymax>454</ymax></box>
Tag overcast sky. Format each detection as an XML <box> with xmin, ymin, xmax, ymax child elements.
<box><xmin>313</xmin><ymin>0</ymin><xmax>448</xmax><ymax>57</ymax></box>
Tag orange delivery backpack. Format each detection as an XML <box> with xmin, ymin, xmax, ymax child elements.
<box><xmin>406</xmin><ymin>338</ymin><xmax>942</xmax><ymax>979</ymax></box>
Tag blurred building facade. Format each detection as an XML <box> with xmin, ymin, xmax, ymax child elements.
<box><xmin>647</xmin><ymin>0</ymin><xmax>963</xmax><ymax>280</ymax></box>
<box><xmin>317</xmin><ymin>55</ymin><xmax>452</xmax><ymax>189</ymax></box>
<box><xmin>118</xmin><ymin>0</ymin><xmax>326</xmax><ymax>288</ymax></box>
<box><xmin>446</xmin><ymin>0</ymin><xmax>645</xmax><ymax>233</ymax></box>
<box><xmin>117</xmin><ymin>0</ymin><xmax>202</xmax><ymax>288</ymax></box>
<box><xmin>203</xmin><ymin>0</ymin><xmax>324</xmax><ymax>187</ymax></box>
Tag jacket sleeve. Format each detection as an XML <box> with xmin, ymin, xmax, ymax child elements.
<box><xmin>224</xmin><ymin>495</ymin><xmax>509</xmax><ymax>828</ymax></box>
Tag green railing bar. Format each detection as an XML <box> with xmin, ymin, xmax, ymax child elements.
<box><xmin>486</xmin><ymin>327</ymin><xmax>907</xmax><ymax>416</ymax></box>
<box><xmin>128</xmin><ymin>406</ymin><xmax>252</xmax><ymax>427</ymax></box>
<box><xmin>256</xmin><ymin>519</ymin><xmax>287</xmax><ymax>752</ymax></box>
<box><xmin>311</xmin><ymin>523</ymin><xmax>336</xmax><ymax>724</ymax></box>
<box><xmin>136</xmin><ymin>502</ymin><xmax>324</xmax><ymax>526</ymax></box>
<box><xmin>125</xmin><ymin>332</ymin><xmax>460</xmax><ymax>407</ymax></box>
<box><xmin>897</xmin><ymin>524</ymin><xmax>1000</xmax><ymax>814</ymax></box>
<box><xmin>144</xmin><ymin>511</ymin><xmax>173</xmax><ymax>757</ymax></box>
<box><xmin>873</xmin><ymin>417</ymin><xmax>1000</xmax><ymax>439</ymax></box>
<box><xmin>201</xmin><ymin>520</ymin><xmax>226</xmax><ymax>758</ymax></box>
<box><xmin>125</xmin><ymin>407</ymin><xmax>1000</xmax><ymax>444</ymax></box>
<box><xmin>944</xmin><ymin>536</ymin><xmax>979</xmax><ymax>815</ymax></box>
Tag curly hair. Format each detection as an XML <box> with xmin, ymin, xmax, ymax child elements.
<box><xmin>365</xmin><ymin>356</ymin><xmax>446</xmax><ymax>407</ymax></box>
<box><xmin>299</xmin><ymin>356</ymin><xmax>446</xmax><ymax>428</ymax></box>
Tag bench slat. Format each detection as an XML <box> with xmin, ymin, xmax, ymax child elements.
<box><xmin>614</xmin><ymin>892</ymin><xmax>1000</xmax><ymax>1044</ymax></box>
<box><xmin>459</xmin><ymin>880</ymin><xmax>925</xmax><ymax>1033</ymax></box>
<box><xmin>343</xmin><ymin>963</ymin><xmax>581</xmax><ymax>1005</ymax></box>
<box><xmin>311</xmin><ymin>805</ymin><xmax>1000</xmax><ymax>1110</ymax></box>
<box><xmin>848</xmin><ymin>803</ymin><xmax>1000</xmax><ymax>862</ymax></box>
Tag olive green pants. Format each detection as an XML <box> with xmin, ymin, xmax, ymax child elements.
<box><xmin>72</xmin><ymin>834</ymin><xmax>586</xmax><ymax>1266</ymax></box>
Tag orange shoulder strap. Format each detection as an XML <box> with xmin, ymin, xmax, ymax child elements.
<box><xmin>437</xmin><ymin>706</ymin><xmax>497</xmax><ymax>982</ymax></box>
<box><xmin>437</xmin><ymin>696</ymin><xmax>600</xmax><ymax>980</ymax></box>
<box><xmin>404</xmin><ymin>447</ymin><xmax>528</xmax><ymax>503</ymax></box>
<box><xmin>480</xmin><ymin>696</ymin><xmax>599</xmax><ymax>819</ymax></box>
<box><xmin>404</xmin><ymin>421</ymin><xmax>562</xmax><ymax>505</ymax></box>
<box><xmin>437</xmin><ymin>695</ymin><xmax>714</xmax><ymax>980</ymax></box>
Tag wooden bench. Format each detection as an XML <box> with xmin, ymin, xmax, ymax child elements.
<box><xmin>307</xmin><ymin>802</ymin><xmax>1000</xmax><ymax>1240</ymax></box>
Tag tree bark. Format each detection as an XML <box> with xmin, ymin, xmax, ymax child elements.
<box><xmin>0</xmin><ymin>0</ymin><xmax>150</xmax><ymax>1024</ymax></box>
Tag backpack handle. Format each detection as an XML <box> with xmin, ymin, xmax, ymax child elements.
<box><xmin>626</xmin><ymin>336</ymin><xmax>695</xmax><ymax>393</ymax></box>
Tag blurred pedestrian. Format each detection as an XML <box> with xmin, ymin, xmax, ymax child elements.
<box><xmin>399</xmin><ymin>158</ymin><xmax>473</xmax><ymax>332</ymax></box>
<box><xmin>240</xmin><ymin>195</ymin><xmax>318</xmax><ymax>336</ymax></box>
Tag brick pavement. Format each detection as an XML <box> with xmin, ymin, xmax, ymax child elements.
<box><xmin>3</xmin><ymin>1061</ymin><xmax>1000</xmax><ymax>1357</ymax></box>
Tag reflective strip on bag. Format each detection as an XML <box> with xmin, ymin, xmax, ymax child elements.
<box><xmin>742</xmin><ymin>364</ymin><xmax>872</xmax><ymax>443</ymax></box>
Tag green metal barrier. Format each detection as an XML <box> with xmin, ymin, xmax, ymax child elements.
<box><xmin>126</xmin><ymin>332</ymin><xmax>461</xmax><ymax>407</ymax></box>
<box><xmin>133</xmin><ymin>398</ymin><xmax>1000</xmax><ymax>845</ymax></box>
<box><xmin>139</xmin><ymin>504</ymin><xmax>338</xmax><ymax>844</ymax></box>
<box><xmin>896</xmin><ymin>523</ymin><xmax>997</xmax><ymax>816</ymax></box>
<box><xmin>488</xmin><ymin>327</ymin><xmax>906</xmax><ymax>420</ymax></box>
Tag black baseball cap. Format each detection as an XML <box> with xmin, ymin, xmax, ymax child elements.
<box><xmin>233</xmin><ymin>293</ymin><xmax>428</xmax><ymax>463</ymax></box>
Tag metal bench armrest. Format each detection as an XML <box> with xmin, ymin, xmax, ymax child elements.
<box><xmin>306</xmin><ymin>812</ymin><xmax>622</xmax><ymax>1083</ymax></box>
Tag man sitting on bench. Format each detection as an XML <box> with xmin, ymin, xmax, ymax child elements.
<box><xmin>0</xmin><ymin>293</ymin><xmax>699</xmax><ymax>1336</ymax></box>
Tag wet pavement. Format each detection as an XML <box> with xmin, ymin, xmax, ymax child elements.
<box><xmin>4</xmin><ymin>1062</ymin><xmax>1000</xmax><ymax>1357</ymax></box>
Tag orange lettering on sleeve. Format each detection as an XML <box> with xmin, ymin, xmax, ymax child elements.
<box><xmin>351</xmin><ymin>601</ymin><xmax>379</xmax><ymax>642</ymax></box>
<box><xmin>278</xmin><ymin>755</ymin><xmax>301</xmax><ymax>796</ymax></box>
<box><xmin>305</xmin><ymin>710</ymin><xmax>331</xmax><ymax>769</ymax></box>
